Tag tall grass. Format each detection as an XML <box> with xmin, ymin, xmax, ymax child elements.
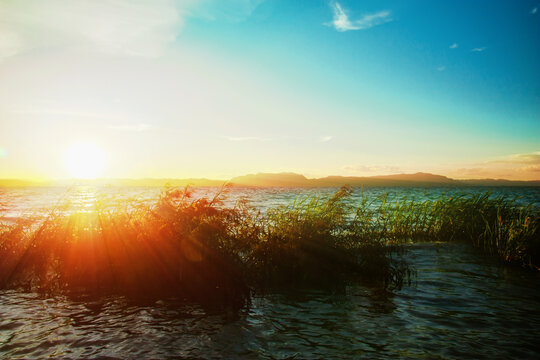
<box><xmin>238</xmin><ymin>187</ymin><xmax>411</xmax><ymax>290</ymax></box>
<box><xmin>352</xmin><ymin>191</ymin><xmax>539</xmax><ymax>269</ymax></box>
<box><xmin>0</xmin><ymin>187</ymin><xmax>538</xmax><ymax>306</ymax></box>
<box><xmin>0</xmin><ymin>187</ymin><xmax>251</xmax><ymax>306</ymax></box>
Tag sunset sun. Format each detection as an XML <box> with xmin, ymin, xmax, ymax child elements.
<box><xmin>64</xmin><ymin>143</ymin><xmax>105</xmax><ymax>179</ymax></box>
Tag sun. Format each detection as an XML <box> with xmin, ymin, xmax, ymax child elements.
<box><xmin>65</xmin><ymin>143</ymin><xmax>106</xmax><ymax>179</ymax></box>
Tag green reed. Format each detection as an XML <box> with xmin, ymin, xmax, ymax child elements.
<box><xmin>352</xmin><ymin>191</ymin><xmax>539</xmax><ymax>269</ymax></box>
<box><xmin>237</xmin><ymin>187</ymin><xmax>411</xmax><ymax>290</ymax></box>
<box><xmin>0</xmin><ymin>186</ymin><xmax>537</xmax><ymax>306</ymax></box>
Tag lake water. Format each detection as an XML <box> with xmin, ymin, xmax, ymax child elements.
<box><xmin>1</xmin><ymin>186</ymin><xmax>540</xmax><ymax>359</ymax></box>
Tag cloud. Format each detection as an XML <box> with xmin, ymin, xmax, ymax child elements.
<box><xmin>449</xmin><ymin>43</ymin><xmax>458</xmax><ymax>49</ymax></box>
<box><xmin>224</xmin><ymin>136</ymin><xmax>266</xmax><ymax>142</ymax></box>
<box><xmin>471</xmin><ymin>47</ymin><xmax>487</xmax><ymax>52</ymax></box>
<box><xmin>437</xmin><ymin>66</ymin><xmax>446</xmax><ymax>71</ymax></box>
<box><xmin>327</xmin><ymin>2</ymin><xmax>392</xmax><ymax>32</ymax></box>
<box><xmin>520</xmin><ymin>165</ymin><xmax>540</xmax><ymax>172</ymax></box>
<box><xmin>0</xmin><ymin>28</ymin><xmax>23</xmax><ymax>61</ymax></box>
<box><xmin>320</xmin><ymin>136</ymin><xmax>333</xmax><ymax>142</ymax></box>
<box><xmin>0</xmin><ymin>0</ymin><xmax>189</xmax><ymax>59</ymax></box>
<box><xmin>0</xmin><ymin>0</ymin><xmax>264</xmax><ymax>59</ymax></box>
<box><xmin>10</xmin><ymin>108</ymin><xmax>120</xmax><ymax>122</ymax></box>
<box><xmin>109</xmin><ymin>123</ymin><xmax>152</xmax><ymax>132</ymax></box>
<box><xmin>487</xmin><ymin>151</ymin><xmax>540</xmax><ymax>165</ymax></box>
<box><xmin>531</xmin><ymin>7</ymin><xmax>538</xmax><ymax>14</ymax></box>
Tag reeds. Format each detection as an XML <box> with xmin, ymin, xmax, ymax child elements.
<box><xmin>239</xmin><ymin>187</ymin><xmax>411</xmax><ymax>290</ymax></box>
<box><xmin>351</xmin><ymin>191</ymin><xmax>539</xmax><ymax>269</ymax></box>
<box><xmin>0</xmin><ymin>186</ymin><xmax>251</xmax><ymax>306</ymax></box>
<box><xmin>0</xmin><ymin>187</ymin><xmax>538</xmax><ymax>306</ymax></box>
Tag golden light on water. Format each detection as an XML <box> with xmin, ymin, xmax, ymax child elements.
<box><xmin>64</xmin><ymin>143</ymin><xmax>105</xmax><ymax>179</ymax></box>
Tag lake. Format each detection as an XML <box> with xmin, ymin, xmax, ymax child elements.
<box><xmin>1</xmin><ymin>186</ymin><xmax>539</xmax><ymax>359</ymax></box>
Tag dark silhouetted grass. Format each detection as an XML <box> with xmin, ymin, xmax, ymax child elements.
<box><xmin>0</xmin><ymin>186</ymin><xmax>251</xmax><ymax>306</ymax></box>
<box><xmin>0</xmin><ymin>187</ymin><xmax>538</xmax><ymax>306</ymax></box>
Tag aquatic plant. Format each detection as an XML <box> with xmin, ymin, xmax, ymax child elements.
<box><xmin>0</xmin><ymin>187</ymin><xmax>537</xmax><ymax>306</ymax></box>
<box><xmin>351</xmin><ymin>192</ymin><xmax>540</xmax><ymax>269</ymax></box>
<box><xmin>240</xmin><ymin>187</ymin><xmax>410</xmax><ymax>290</ymax></box>
<box><xmin>0</xmin><ymin>186</ymin><xmax>409</xmax><ymax>304</ymax></box>
<box><xmin>0</xmin><ymin>186</ymin><xmax>250</xmax><ymax>306</ymax></box>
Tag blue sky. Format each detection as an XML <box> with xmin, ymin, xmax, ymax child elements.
<box><xmin>0</xmin><ymin>0</ymin><xmax>538</xmax><ymax>180</ymax></box>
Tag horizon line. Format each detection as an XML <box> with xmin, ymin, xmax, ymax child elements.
<box><xmin>1</xmin><ymin>171</ymin><xmax>539</xmax><ymax>185</ymax></box>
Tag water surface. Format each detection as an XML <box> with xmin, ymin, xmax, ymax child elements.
<box><xmin>1</xmin><ymin>186</ymin><xmax>539</xmax><ymax>359</ymax></box>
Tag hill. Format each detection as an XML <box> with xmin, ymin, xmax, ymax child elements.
<box><xmin>1</xmin><ymin>172</ymin><xmax>539</xmax><ymax>187</ymax></box>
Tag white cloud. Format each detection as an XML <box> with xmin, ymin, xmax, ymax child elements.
<box><xmin>109</xmin><ymin>123</ymin><xmax>152</xmax><ymax>132</ymax></box>
<box><xmin>327</xmin><ymin>2</ymin><xmax>392</xmax><ymax>32</ymax></box>
<box><xmin>320</xmin><ymin>136</ymin><xmax>333</xmax><ymax>142</ymax></box>
<box><xmin>224</xmin><ymin>136</ymin><xmax>266</xmax><ymax>142</ymax></box>
<box><xmin>449</xmin><ymin>43</ymin><xmax>458</xmax><ymax>49</ymax></box>
<box><xmin>0</xmin><ymin>0</ymin><xmax>187</xmax><ymax>59</ymax></box>
<box><xmin>0</xmin><ymin>28</ymin><xmax>23</xmax><ymax>61</ymax></box>
<box><xmin>10</xmin><ymin>108</ymin><xmax>120</xmax><ymax>122</ymax></box>
<box><xmin>0</xmin><ymin>0</ymin><xmax>265</xmax><ymax>60</ymax></box>
<box><xmin>437</xmin><ymin>66</ymin><xmax>446</xmax><ymax>71</ymax></box>
<box><xmin>487</xmin><ymin>151</ymin><xmax>540</xmax><ymax>165</ymax></box>
<box><xmin>471</xmin><ymin>47</ymin><xmax>486</xmax><ymax>52</ymax></box>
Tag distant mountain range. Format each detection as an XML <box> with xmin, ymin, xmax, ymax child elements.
<box><xmin>228</xmin><ymin>172</ymin><xmax>540</xmax><ymax>187</ymax></box>
<box><xmin>1</xmin><ymin>172</ymin><xmax>539</xmax><ymax>187</ymax></box>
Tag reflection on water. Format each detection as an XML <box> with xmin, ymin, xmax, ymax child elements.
<box><xmin>1</xmin><ymin>243</ymin><xmax>540</xmax><ymax>359</ymax></box>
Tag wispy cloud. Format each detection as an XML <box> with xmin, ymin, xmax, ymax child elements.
<box><xmin>437</xmin><ymin>66</ymin><xmax>446</xmax><ymax>71</ymax></box>
<box><xmin>326</xmin><ymin>2</ymin><xmax>392</xmax><ymax>32</ymax></box>
<box><xmin>520</xmin><ymin>165</ymin><xmax>540</xmax><ymax>172</ymax></box>
<box><xmin>471</xmin><ymin>47</ymin><xmax>487</xmax><ymax>52</ymax></box>
<box><xmin>320</xmin><ymin>136</ymin><xmax>333</xmax><ymax>142</ymax></box>
<box><xmin>0</xmin><ymin>0</ymin><xmax>186</xmax><ymax>59</ymax></box>
<box><xmin>109</xmin><ymin>123</ymin><xmax>152</xmax><ymax>132</ymax></box>
<box><xmin>487</xmin><ymin>151</ymin><xmax>540</xmax><ymax>165</ymax></box>
<box><xmin>10</xmin><ymin>108</ymin><xmax>119</xmax><ymax>122</ymax></box>
<box><xmin>531</xmin><ymin>6</ymin><xmax>538</xmax><ymax>14</ymax></box>
<box><xmin>0</xmin><ymin>0</ymin><xmax>265</xmax><ymax>59</ymax></box>
<box><xmin>449</xmin><ymin>43</ymin><xmax>458</xmax><ymax>49</ymax></box>
<box><xmin>224</xmin><ymin>136</ymin><xmax>266</xmax><ymax>142</ymax></box>
<box><xmin>0</xmin><ymin>30</ymin><xmax>23</xmax><ymax>61</ymax></box>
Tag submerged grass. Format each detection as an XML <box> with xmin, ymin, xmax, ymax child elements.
<box><xmin>0</xmin><ymin>186</ymin><xmax>538</xmax><ymax>306</ymax></box>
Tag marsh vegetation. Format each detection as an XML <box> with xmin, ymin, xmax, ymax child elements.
<box><xmin>0</xmin><ymin>186</ymin><xmax>538</xmax><ymax>306</ymax></box>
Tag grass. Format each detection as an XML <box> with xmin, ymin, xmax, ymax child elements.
<box><xmin>0</xmin><ymin>187</ymin><xmax>251</xmax><ymax>306</ymax></box>
<box><xmin>0</xmin><ymin>186</ymin><xmax>538</xmax><ymax>306</ymax></box>
<box><xmin>355</xmin><ymin>191</ymin><xmax>540</xmax><ymax>269</ymax></box>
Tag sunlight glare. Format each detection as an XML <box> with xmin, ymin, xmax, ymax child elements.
<box><xmin>65</xmin><ymin>143</ymin><xmax>106</xmax><ymax>179</ymax></box>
